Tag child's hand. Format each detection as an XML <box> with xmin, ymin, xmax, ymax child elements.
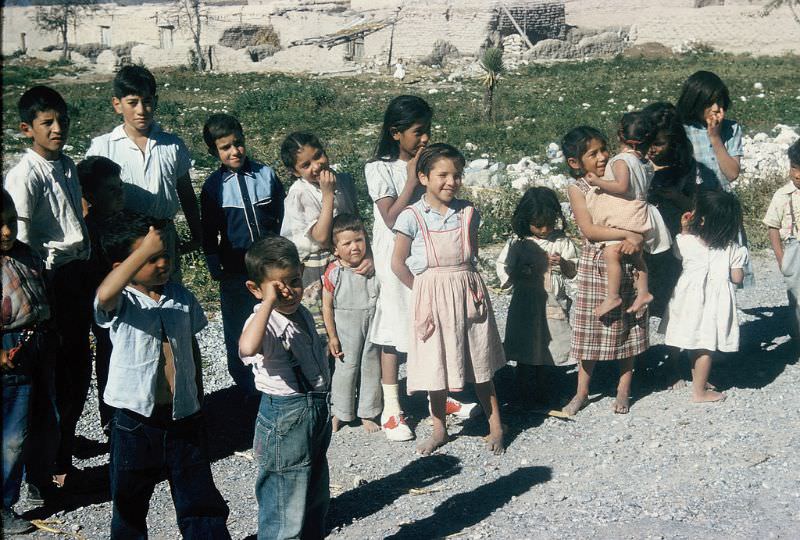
<box><xmin>407</xmin><ymin>145</ymin><xmax>425</xmax><ymax>185</ymax></box>
<box><xmin>261</xmin><ymin>280</ymin><xmax>294</xmax><ymax>307</ymax></box>
<box><xmin>705</xmin><ymin>105</ymin><xmax>724</xmax><ymax>140</ymax></box>
<box><xmin>680</xmin><ymin>211</ymin><xmax>694</xmax><ymax>232</ymax></box>
<box><xmin>353</xmin><ymin>256</ymin><xmax>375</xmax><ymax>277</ymax></box>
<box><xmin>328</xmin><ymin>336</ymin><xmax>344</xmax><ymax>360</ymax></box>
<box><xmin>319</xmin><ymin>169</ymin><xmax>337</xmax><ymax>195</ymax></box>
<box><xmin>619</xmin><ymin>232</ymin><xmax>643</xmax><ymax>255</ymax></box>
<box><xmin>584</xmin><ymin>172</ymin><xmax>601</xmax><ymax>186</ymax></box>
<box><xmin>0</xmin><ymin>349</ymin><xmax>14</xmax><ymax>371</ymax></box>
<box><xmin>548</xmin><ymin>253</ymin><xmax>562</xmax><ymax>269</ymax></box>
<box><xmin>139</xmin><ymin>226</ymin><xmax>166</xmax><ymax>257</ymax></box>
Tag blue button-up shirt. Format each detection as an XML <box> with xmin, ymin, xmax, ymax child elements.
<box><xmin>684</xmin><ymin>119</ymin><xmax>743</xmax><ymax>191</ymax></box>
<box><xmin>95</xmin><ymin>283</ymin><xmax>207</xmax><ymax>420</ymax></box>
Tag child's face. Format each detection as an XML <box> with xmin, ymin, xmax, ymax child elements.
<box><xmin>214</xmin><ymin>133</ymin><xmax>247</xmax><ymax>171</ymax></box>
<box><xmin>20</xmin><ymin>109</ymin><xmax>70</xmax><ymax>161</ymax></box>
<box><xmin>333</xmin><ymin>229</ymin><xmax>367</xmax><ymax>267</ymax></box>
<box><xmin>790</xmin><ymin>164</ymin><xmax>800</xmax><ymax>190</ymax></box>
<box><xmin>567</xmin><ymin>138</ymin><xmax>609</xmax><ymax>178</ymax></box>
<box><xmin>702</xmin><ymin>102</ymin><xmax>725</xmax><ymax>125</ymax></box>
<box><xmin>0</xmin><ymin>207</ymin><xmax>18</xmax><ymax>252</ymax></box>
<box><xmin>262</xmin><ymin>266</ymin><xmax>304</xmax><ymax>315</ymax></box>
<box><xmin>647</xmin><ymin>130</ymin><xmax>669</xmax><ymax>161</ymax></box>
<box><xmin>419</xmin><ymin>157</ymin><xmax>462</xmax><ymax>207</ymax></box>
<box><xmin>392</xmin><ymin>122</ymin><xmax>430</xmax><ymax>161</ymax></box>
<box><xmin>529</xmin><ymin>221</ymin><xmax>554</xmax><ymax>240</ymax></box>
<box><xmin>128</xmin><ymin>236</ymin><xmax>171</xmax><ymax>289</ymax></box>
<box><xmin>112</xmin><ymin>94</ymin><xmax>156</xmax><ymax>133</ymax></box>
<box><xmin>87</xmin><ymin>174</ymin><xmax>125</xmax><ymax>217</ymax></box>
<box><xmin>292</xmin><ymin>145</ymin><xmax>329</xmax><ymax>184</ymax></box>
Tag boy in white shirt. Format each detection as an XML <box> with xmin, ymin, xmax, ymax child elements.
<box><xmin>86</xmin><ymin>65</ymin><xmax>202</xmax><ymax>279</ymax></box>
<box><xmin>4</xmin><ymin>85</ymin><xmax>91</xmax><ymax>496</ymax></box>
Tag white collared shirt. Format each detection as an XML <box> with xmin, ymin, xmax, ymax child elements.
<box><xmin>279</xmin><ymin>173</ymin><xmax>357</xmax><ymax>260</ymax></box>
<box><xmin>4</xmin><ymin>149</ymin><xmax>89</xmax><ymax>269</ymax></box>
<box><xmin>763</xmin><ymin>181</ymin><xmax>800</xmax><ymax>240</ymax></box>
<box><xmin>240</xmin><ymin>304</ymin><xmax>329</xmax><ymax>396</ymax></box>
<box><xmin>95</xmin><ymin>282</ymin><xmax>207</xmax><ymax>420</ymax></box>
<box><xmin>86</xmin><ymin>123</ymin><xmax>192</xmax><ymax>219</ymax></box>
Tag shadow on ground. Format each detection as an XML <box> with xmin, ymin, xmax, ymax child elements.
<box><xmin>386</xmin><ymin>466</ymin><xmax>552</xmax><ymax>539</ymax></box>
<box><xmin>202</xmin><ymin>386</ymin><xmax>259</xmax><ymax>462</ymax></box>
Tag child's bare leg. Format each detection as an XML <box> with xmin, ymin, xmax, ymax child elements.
<box><xmin>332</xmin><ymin>416</ymin><xmax>343</xmax><ymax>432</ymax></box>
<box><xmin>689</xmin><ymin>350</ymin><xmax>726</xmax><ymax>403</ymax></box>
<box><xmin>596</xmin><ymin>246</ymin><xmax>624</xmax><ymax>317</ymax></box>
<box><xmin>474</xmin><ymin>381</ymin><xmax>504</xmax><ymax>454</ymax></box>
<box><xmin>626</xmin><ymin>252</ymin><xmax>654</xmax><ymax>315</ymax></box>
<box><xmin>417</xmin><ymin>390</ymin><xmax>449</xmax><ymax>455</ymax></box>
<box><xmin>563</xmin><ymin>360</ymin><xmax>595</xmax><ymax>415</ymax></box>
<box><xmin>613</xmin><ymin>356</ymin><xmax>635</xmax><ymax>414</ymax></box>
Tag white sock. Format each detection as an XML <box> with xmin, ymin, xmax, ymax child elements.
<box><xmin>382</xmin><ymin>383</ymin><xmax>401</xmax><ymax>418</ymax></box>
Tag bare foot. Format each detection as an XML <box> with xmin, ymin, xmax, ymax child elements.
<box><xmin>361</xmin><ymin>418</ymin><xmax>381</xmax><ymax>433</ymax></box>
<box><xmin>332</xmin><ymin>416</ymin><xmax>343</xmax><ymax>433</ymax></box>
<box><xmin>416</xmin><ymin>430</ymin><xmax>449</xmax><ymax>455</ymax></box>
<box><xmin>595</xmin><ymin>296</ymin><xmax>623</xmax><ymax>317</ymax></box>
<box><xmin>613</xmin><ymin>393</ymin><xmax>630</xmax><ymax>414</ymax></box>
<box><xmin>670</xmin><ymin>378</ymin><xmax>687</xmax><ymax>390</ymax></box>
<box><xmin>53</xmin><ymin>473</ymin><xmax>67</xmax><ymax>488</ymax></box>
<box><xmin>705</xmin><ymin>382</ymin><xmax>717</xmax><ymax>391</ymax></box>
<box><xmin>484</xmin><ymin>427</ymin><xmax>505</xmax><ymax>455</ymax></box>
<box><xmin>562</xmin><ymin>394</ymin><xmax>588</xmax><ymax>416</ymax></box>
<box><xmin>625</xmin><ymin>292</ymin><xmax>654</xmax><ymax>316</ymax></box>
<box><xmin>692</xmin><ymin>389</ymin><xmax>726</xmax><ymax>403</ymax></box>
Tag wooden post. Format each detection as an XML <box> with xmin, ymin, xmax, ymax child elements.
<box><xmin>386</xmin><ymin>7</ymin><xmax>400</xmax><ymax>72</ymax></box>
<box><xmin>498</xmin><ymin>2</ymin><xmax>535</xmax><ymax>49</ymax></box>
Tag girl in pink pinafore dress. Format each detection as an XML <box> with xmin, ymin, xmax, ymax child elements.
<box><xmin>391</xmin><ymin>144</ymin><xmax>506</xmax><ymax>456</ymax></box>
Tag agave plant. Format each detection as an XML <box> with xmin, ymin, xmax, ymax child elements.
<box><xmin>480</xmin><ymin>47</ymin><xmax>505</xmax><ymax>121</ymax></box>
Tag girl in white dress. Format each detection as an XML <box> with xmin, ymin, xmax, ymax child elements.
<box><xmin>584</xmin><ymin>112</ymin><xmax>672</xmax><ymax>317</ymax></box>
<box><xmin>663</xmin><ymin>190</ymin><xmax>748</xmax><ymax>403</ymax></box>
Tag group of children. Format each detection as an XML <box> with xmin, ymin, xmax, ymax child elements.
<box><xmin>2</xmin><ymin>64</ymin><xmax>799</xmax><ymax>538</ymax></box>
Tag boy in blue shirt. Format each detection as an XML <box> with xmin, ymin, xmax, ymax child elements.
<box><xmin>200</xmin><ymin>113</ymin><xmax>285</xmax><ymax>394</ymax></box>
<box><xmin>95</xmin><ymin>212</ymin><xmax>230</xmax><ymax>538</ymax></box>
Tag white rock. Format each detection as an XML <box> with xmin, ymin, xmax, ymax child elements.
<box><xmin>464</xmin><ymin>142</ymin><xmax>478</xmax><ymax>152</ymax></box>
<box><xmin>754</xmin><ymin>133</ymin><xmax>769</xmax><ymax>143</ymax></box>
<box><xmin>754</xmin><ymin>82</ymin><xmax>764</xmax><ymax>90</ymax></box>
<box><xmin>428</xmin><ymin>88</ymin><xmax>439</xmax><ymax>95</ymax></box>
<box><xmin>540</xmin><ymin>164</ymin><xmax>552</xmax><ymax>175</ymax></box>
<box><xmin>546</xmin><ymin>143</ymin><xmax>560</xmax><ymax>159</ymax></box>
<box><xmin>626</xmin><ymin>104</ymin><xmax>635</xmax><ymax>111</ymax></box>
<box><xmin>469</xmin><ymin>158</ymin><xmax>490</xmax><ymax>170</ymax></box>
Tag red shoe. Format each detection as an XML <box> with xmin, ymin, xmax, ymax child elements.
<box><xmin>381</xmin><ymin>412</ymin><xmax>414</xmax><ymax>441</ymax></box>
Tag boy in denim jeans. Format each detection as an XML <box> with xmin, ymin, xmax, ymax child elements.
<box><xmin>239</xmin><ymin>236</ymin><xmax>331</xmax><ymax>540</ymax></box>
<box><xmin>1</xmin><ymin>191</ymin><xmax>57</xmax><ymax>534</ymax></box>
<box><xmin>200</xmin><ymin>113</ymin><xmax>285</xmax><ymax>395</ymax></box>
<box><xmin>95</xmin><ymin>212</ymin><xmax>230</xmax><ymax>538</ymax></box>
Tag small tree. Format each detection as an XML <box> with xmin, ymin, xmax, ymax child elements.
<box><xmin>33</xmin><ymin>0</ymin><xmax>99</xmax><ymax>60</ymax></box>
<box><xmin>761</xmin><ymin>0</ymin><xmax>800</xmax><ymax>25</ymax></box>
<box><xmin>480</xmin><ymin>47</ymin><xmax>505</xmax><ymax>121</ymax></box>
<box><xmin>167</xmin><ymin>0</ymin><xmax>208</xmax><ymax>71</ymax></box>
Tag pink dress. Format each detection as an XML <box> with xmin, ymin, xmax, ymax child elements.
<box><xmin>406</xmin><ymin>205</ymin><xmax>506</xmax><ymax>393</ymax></box>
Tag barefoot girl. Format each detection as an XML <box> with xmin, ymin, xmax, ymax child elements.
<box><xmin>496</xmin><ymin>187</ymin><xmax>578</xmax><ymax>406</ymax></box>
<box><xmin>280</xmin><ymin>132</ymin><xmax>371</xmax><ymax>334</ymax></box>
<box><xmin>662</xmin><ymin>191</ymin><xmax>747</xmax><ymax>402</ymax></box>
<box><xmin>392</xmin><ymin>144</ymin><xmax>506</xmax><ymax>454</ymax></box>
<box><xmin>366</xmin><ymin>96</ymin><xmax>476</xmax><ymax>441</ymax></box>
<box><xmin>562</xmin><ymin>127</ymin><xmax>650</xmax><ymax>416</ymax></box>
<box><xmin>584</xmin><ymin>112</ymin><xmax>672</xmax><ymax>317</ymax></box>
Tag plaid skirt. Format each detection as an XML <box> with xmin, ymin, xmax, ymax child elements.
<box><xmin>568</xmin><ymin>242</ymin><xmax>649</xmax><ymax>362</ymax></box>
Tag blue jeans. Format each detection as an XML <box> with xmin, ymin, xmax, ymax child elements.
<box><xmin>110</xmin><ymin>408</ymin><xmax>230</xmax><ymax>539</ymax></box>
<box><xmin>254</xmin><ymin>392</ymin><xmax>331</xmax><ymax>540</ymax></box>
<box><xmin>2</xmin><ymin>328</ymin><xmax>58</xmax><ymax>507</ymax></box>
<box><xmin>220</xmin><ymin>274</ymin><xmax>259</xmax><ymax>395</ymax></box>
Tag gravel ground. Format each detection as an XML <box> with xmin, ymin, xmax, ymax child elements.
<box><xmin>16</xmin><ymin>251</ymin><xmax>799</xmax><ymax>539</ymax></box>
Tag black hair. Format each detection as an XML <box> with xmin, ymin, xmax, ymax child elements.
<box><xmin>2</xmin><ymin>190</ymin><xmax>17</xmax><ymax>221</ymax></box>
<box><xmin>100</xmin><ymin>211</ymin><xmax>169</xmax><ymax>264</ymax></box>
<box><xmin>675</xmin><ymin>70</ymin><xmax>731</xmax><ymax>125</ymax></box>
<box><xmin>642</xmin><ymin>101</ymin><xmax>696</xmax><ymax>173</ymax></box>
<box><xmin>331</xmin><ymin>213</ymin><xmax>366</xmax><ymax>243</ymax></box>
<box><xmin>686</xmin><ymin>190</ymin><xmax>742</xmax><ymax>250</ymax></box>
<box><xmin>18</xmin><ymin>85</ymin><xmax>68</xmax><ymax>125</ymax></box>
<box><xmin>373</xmin><ymin>95</ymin><xmax>433</xmax><ymax>161</ymax></box>
<box><xmin>511</xmin><ymin>187</ymin><xmax>565</xmax><ymax>238</ymax></box>
<box><xmin>416</xmin><ymin>143</ymin><xmax>465</xmax><ymax>177</ymax></box>
<box><xmin>77</xmin><ymin>156</ymin><xmax>121</xmax><ymax>195</ymax></box>
<box><xmin>561</xmin><ymin>126</ymin><xmax>608</xmax><ymax>178</ymax></box>
<box><xmin>280</xmin><ymin>132</ymin><xmax>324</xmax><ymax>172</ymax></box>
<box><xmin>113</xmin><ymin>65</ymin><xmax>157</xmax><ymax>99</ymax></box>
<box><xmin>245</xmin><ymin>236</ymin><xmax>301</xmax><ymax>284</ymax></box>
<box><xmin>203</xmin><ymin>113</ymin><xmax>245</xmax><ymax>157</ymax></box>
<box><xmin>788</xmin><ymin>139</ymin><xmax>800</xmax><ymax>168</ymax></box>
<box><xmin>618</xmin><ymin>111</ymin><xmax>657</xmax><ymax>155</ymax></box>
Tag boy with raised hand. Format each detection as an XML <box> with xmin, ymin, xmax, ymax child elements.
<box><xmin>4</xmin><ymin>85</ymin><xmax>91</xmax><ymax>496</ymax></box>
<box><xmin>764</xmin><ymin>139</ymin><xmax>800</xmax><ymax>343</ymax></box>
<box><xmin>77</xmin><ymin>156</ymin><xmax>125</xmax><ymax>434</ymax></box>
<box><xmin>95</xmin><ymin>212</ymin><xmax>230</xmax><ymax>538</ymax></box>
<box><xmin>239</xmin><ymin>236</ymin><xmax>331</xmax><ymax>539</ymax></box>
<box><xmin>200</xmin><ymin>113</ymin><xmax>285</xmax><ymax>395</ymax></box>
<box><xmin>1</xmin><ymin>191</ymin><xmax>56</xmax><ymax>535</ymax></box>
<box><xmin>86</xmin><ymin>65</ymin><xmax>202</xmax><ymax>280</ymax></box>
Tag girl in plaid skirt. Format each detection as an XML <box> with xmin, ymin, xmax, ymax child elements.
<box><xmin>561</xmin><ymin>127</ymin><xmax>650</xmax><ymax>416</ymax></box>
